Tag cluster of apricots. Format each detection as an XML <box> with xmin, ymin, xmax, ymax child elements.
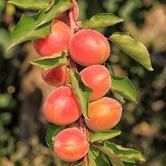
<box><xmin>31</xmin><ymin>0</ymin><xmax>122</xmax><ymax>163</ymax></box>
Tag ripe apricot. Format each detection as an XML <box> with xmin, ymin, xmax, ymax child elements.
<box><xmin>43</xmin><ymin>86</ymin><xmax>81</xmax><ymax>125</ymax></box>
<box><xmin>80</xmin><ymin>65</ymin><xmax>111</xmax><ymax>101</ymax></box>
<box><xmin>69</xmin><ymin>29</ymin><xmax>110</xmax><ymax>66</ymax></box>
<box><xmin>41</xmin><ymin>65</ymin><xmax>70</xmax><ymax>87</ymax></box>
<box><xmin>54</xmin><ymin>128</ymin><xmax>89</xmax><ymax>162</ymax></box>
<box><xmin>85</xmin><ymin>97</ymin><xmax>122</xmax><ymax>132</ymax></box>
<box><xmin>32</xmin><ymin>20</ymin><xmax>72</xmax><ymax>57</ymax></box>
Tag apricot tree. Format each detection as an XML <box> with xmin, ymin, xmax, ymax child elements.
<box><xmin>7</xmin><ymin>0</ymin><xmax>153</xmax><ymax>165</ymax></box>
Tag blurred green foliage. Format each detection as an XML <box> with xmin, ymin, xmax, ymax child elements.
<box><xmin>1</xmin><ymin>0</ymin><xmax>166</xmax><ymax>166</ymax></box>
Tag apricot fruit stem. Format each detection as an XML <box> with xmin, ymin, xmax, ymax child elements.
<box><xmin>78</xmin><ymin>116</ymin><xmax>84</xmax><ymax>133</ymax></box>
<box><xmin>83</xmin><ymin>155</ymin><xmax>89</xmax><ymax>166</ymax></box>
<box><xmin>69</xmin><ymin>56</ymin><xmax>77</xmax><ymax>69</ymax></box>
<box><xmin>69</xmin><ymin>0</ymin><xmax>76</xmax><ymax>35</ymax></box>
<box><xmin>78</xmin><ymin>116</ymin><xmax>89</xmax><ymax>166</ymax></box>
<box><xmin>67</xmin><ymin>162</ymin><xmax>72</xmax><ymax>166</ymax></box>
<box><xmin>89</xmin><ymin>144</ymin><xmax>100</xmax><ymax>149</ymax></box>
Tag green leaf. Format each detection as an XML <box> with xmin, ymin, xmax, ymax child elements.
<box><xmin>88</xmin><ymin>146</ymin><xmax>110</xmax><ymax>166</ymax></box>
<box><xmin>7</xmin><ymin>11</ymin><xmax>52</xmax><ymax>52</ymax></box>
<box><xmin>45</xmin><ymin>124</ymin><xmax>63</xmax><ymax>152</ymax></box>
<box><xmin>68</xmin><ymin>68</ymin><xmax>93</xmax><ymax>119</ymax></box>
<box><xmin>110</xmin><ymin>74</ymin><xmax>137</xmax><ymax>103</ymax></box>
<box><xmin>108</xmin><ymin>156</ymin><xmax>135</xmax><ymax>166</ymax></box>
<box><xmin>105</xmin><ymin>64</ymin><xmax>125</xmax><ymax>105</ymax></box>
<box><xmin>109</xmin><ymin>157</ymin><xmax>124</xmax><ymax>166</ymax></box>
<box><xmin>82</xmin><ymin>13</ymin><xmax>124</xmax><ymax>29</ymax></box>
<box><xmin>121</xmin><ymin>158</ymin><xmax>136</xmax><ymax>164</ymax></box>
<box><xmin>8</xmin><ymin>0</ymin><xmax>51</xmax><ymax>10</ymax></box>
<box><xmin>100</xmin><ymin>142</ymin><xmax>145</xmax><ymax>162</ymax></box>
<box><xmin>123</xmin><ymin>162</ymin><xmax>135</xmax><ymax>166</ymax></box>
<box><xmin>109</xmin><ymin>32</ymin><xmax>153</xmax><ymax>71</ymax></box>
<box><xmin>90</xmin><ymin>130</ymin><xmax>121</xmax><ymax>143</ymax></box>
<box><xmin>29</xmin><ymin>52</ymin><xmax>69</xmax><ymax>70</ymax></box>
<box><xmin>60</xmin><ymin>160</ymin><xmax>79</xmax><ymax>166</ymax></box>
<box><xmin>37</xmin><ymin>0</ymin><xmax>73</xmax><ymax>26</ymax></box>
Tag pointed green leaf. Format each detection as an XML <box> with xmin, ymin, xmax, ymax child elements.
<box><xmin>100</xmin><ymin>142</ymin><xmax>145</xmax><ymax>162</ymax></box>
<box><xmin>45</xmin><ymin>124</ymin><xmax>63</xmax><ymax>152</ymax></box>
<box><xmin>29</xmin><ymin>53</ymin><xmax>69</xmax><ymax>70</ymax></box>
<box><xmin>37</xmin><ymin>0</ymin><xmax>73</xmax><ymax>26</ymax></box>
<box><xmin>90</xmin><ymin>130</ymin><xmax>121</xmax><ymax>142</ymax></box>
<box><xmin>68</xmin><ymin>68</ymin><xmax>93</xmax><ymax>119</ymax></box>
<box><xmin>8</xmin><ymin>0</ymin><xmax>50</xmax><ymax>10</ymax></box>
<box><xmin>7</xmin><ymin>11</ymin><xmax>52</xmax><ymax>52</ymax></box>
<box><xmin>88</xmin><ymin>146</ymin><xmax>110</xmax><ymax>166</ymax></box>
<box><xmin>109</xmin><ymin>32</ymin><xmax>153</xmax><ymax>71</ymax></box>
<box><xmin>110</xmin><ymin>74</ymin><xmax>137</xmax><ymax>103</ymax></box>
<box><xmin>82</xmin><ymin>13</ymin><xmax>124</xmax><ymax>29</ymax></box>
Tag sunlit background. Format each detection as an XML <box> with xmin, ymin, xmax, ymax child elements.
<box><xmin>0</xmin><ymin>0</ymin><xmax>166</xmax><ymax>165</ymax></box>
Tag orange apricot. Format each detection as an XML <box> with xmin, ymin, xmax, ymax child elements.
<box><xmin>32</xmin><ymin>20</ymin><xmax>72</xmax><ymax>57</ymax></box>
<box><xmin>54</xmin><ymin>128</ymin><xmax>89</xmax><ymax>162</ymax></box>
<box><xmin>41</xmin><ymin>65</ymin><xmax>70</xmax><ymax>87</ymax></box>
<box><xmin>80</xmin><ymin>65</ymin><xmax>111</xmax><ymax>101</ymax></box>
<box><xmin>43</xmin><ymin>86</ymin><xmax>81</xmax><ymax>125</ymax></box>
<box><xmin>85</xmin><ymin>97</ymin><xmax>122</xmax><ymax>132</ymax></box>
<box><xmin>69</xmin><ymin>29</ymin><xmax>110</xmax><ymax>66</ymax></box>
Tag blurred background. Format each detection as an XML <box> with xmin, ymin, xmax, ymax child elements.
<box><xmin>0</xmin><ymin>0</ymin><xmax>166</xmax><ymax>165</ymax></box>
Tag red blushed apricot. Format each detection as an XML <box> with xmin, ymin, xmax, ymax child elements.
<box><xmin>32</xmin><ymin>20</ymin><xmax>72</xmax><ymax>57</ymax></box>
<box><xmin>85</xmin><ymin>97</ymin><xmax>122</xmax><ymax>132</ymax></box>
<box><xmin>80</xmin><ymin>65</ymin><xmax>111</xmax><ymax>101</ymax></box>
<box><xmin>54</xmin><ymin>128</ymin><xmax>89</xmax><ymax>162</ymax></box>
<box><xmin>43</xmin><ymin>86</ymin><xmax>81</xmax><ymax>125</ymax></box>
<box><xmin>41</xmin><ymin>65</ymin><xmax>70</xmax><ymax>87</ymax></box>
<box><xmin>69</xmin><ymin>29</ymin><xmax>110</xmax><ymax>66</ymax></box>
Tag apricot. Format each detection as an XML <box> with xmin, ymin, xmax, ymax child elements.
<box><xmin>32</xmin><ymin>20</ymin><xmax>72</xmax><ymax>57</ymax></box>
<box><xmin>85</xmin><ymin>97</ymin><xmax>122</xmax><ymax>132</ymax></box>
<box><xmin>43</xmin><ymin>86</ymin><xmax>82</xmax><ymax>125</ymax></box>
<box><xmin>54</xmin><ymin>128</ymin><xmax>89</xmax><ymax>162</ymax></box>
<box><xmin>69</xmin><ymin>29</ymin><xmax>110</xmax><ymax>66</ymax></box>
<box><xmin>80</xmin><ymin>65</ymin><xmax>111</xmax><ymax>101</ymax></box>
<box><xmin>41</xmin><ymin>65</ymin><xmax>70</xmax><ymax>87</ymax></box>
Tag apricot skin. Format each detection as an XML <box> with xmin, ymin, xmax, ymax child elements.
<box><xmin>43</xmin><ymin>86</ymin><xmax>81</xmax><ymax>126</ymax></box>
<box><xmin>41</xmin><ymin>65</ymin><xmax>70</xmax><ymax>87</ymax></box>
<box><xmin>32</xmin><ymin>20</ymin><xmax>72</xmax><ymax>57</ymax></box>
<box><xmin>69</xmin><ymin>29</ymin><xmax>110</xmax><ymax>66</ymax></box>
<box><xmin>80</xmin><ymin>65</ymin><xmax>111</xmax><ymax>101</ymax></box>
<box><xmin>85</xmin><ymin>97</ymin><xmax>122</xmax><ymax>132</ymax></box>
<box><xmin>54</xmin><ymin>128</ymin><xmax>89</xmax><ymax>162</ymax></box>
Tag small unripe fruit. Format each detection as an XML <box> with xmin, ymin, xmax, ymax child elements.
<box><xmin>41</xmin><ymin>65</ymin><xmax>70</xmax><ymax>87</ymax></box>
<box><xmin>54</xmin><ymin>128</ymin><xmax>89</xmax><ymax>162</ymax></box>
<box><xmin>85</xmin><ymin>97</ymin><xmax>122</xmax><ymax>132</ymax></box>
<box><xmin>80</xmin><ymin>65</ymin><xmax>111</xmax><ymax>101</ymax></box>
<box><xmin>69</xmin><ymin>29</ymin><xmax>110</xmax><ymax>66</ymax></box>
<box><xmin>32</xmin><ymin>20</ymin><xmax>72</xmax><ymax>57</ymax></box>
<box><xmin>43</xmin><ymin>86</ymin><xmax>81</xmax><ymax>125</ymax></box>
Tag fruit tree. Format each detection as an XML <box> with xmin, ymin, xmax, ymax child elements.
<box><xmin>7</xmin><ymin>0</ymin><xmax>153</xmax><ymax>165</ymax></box>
